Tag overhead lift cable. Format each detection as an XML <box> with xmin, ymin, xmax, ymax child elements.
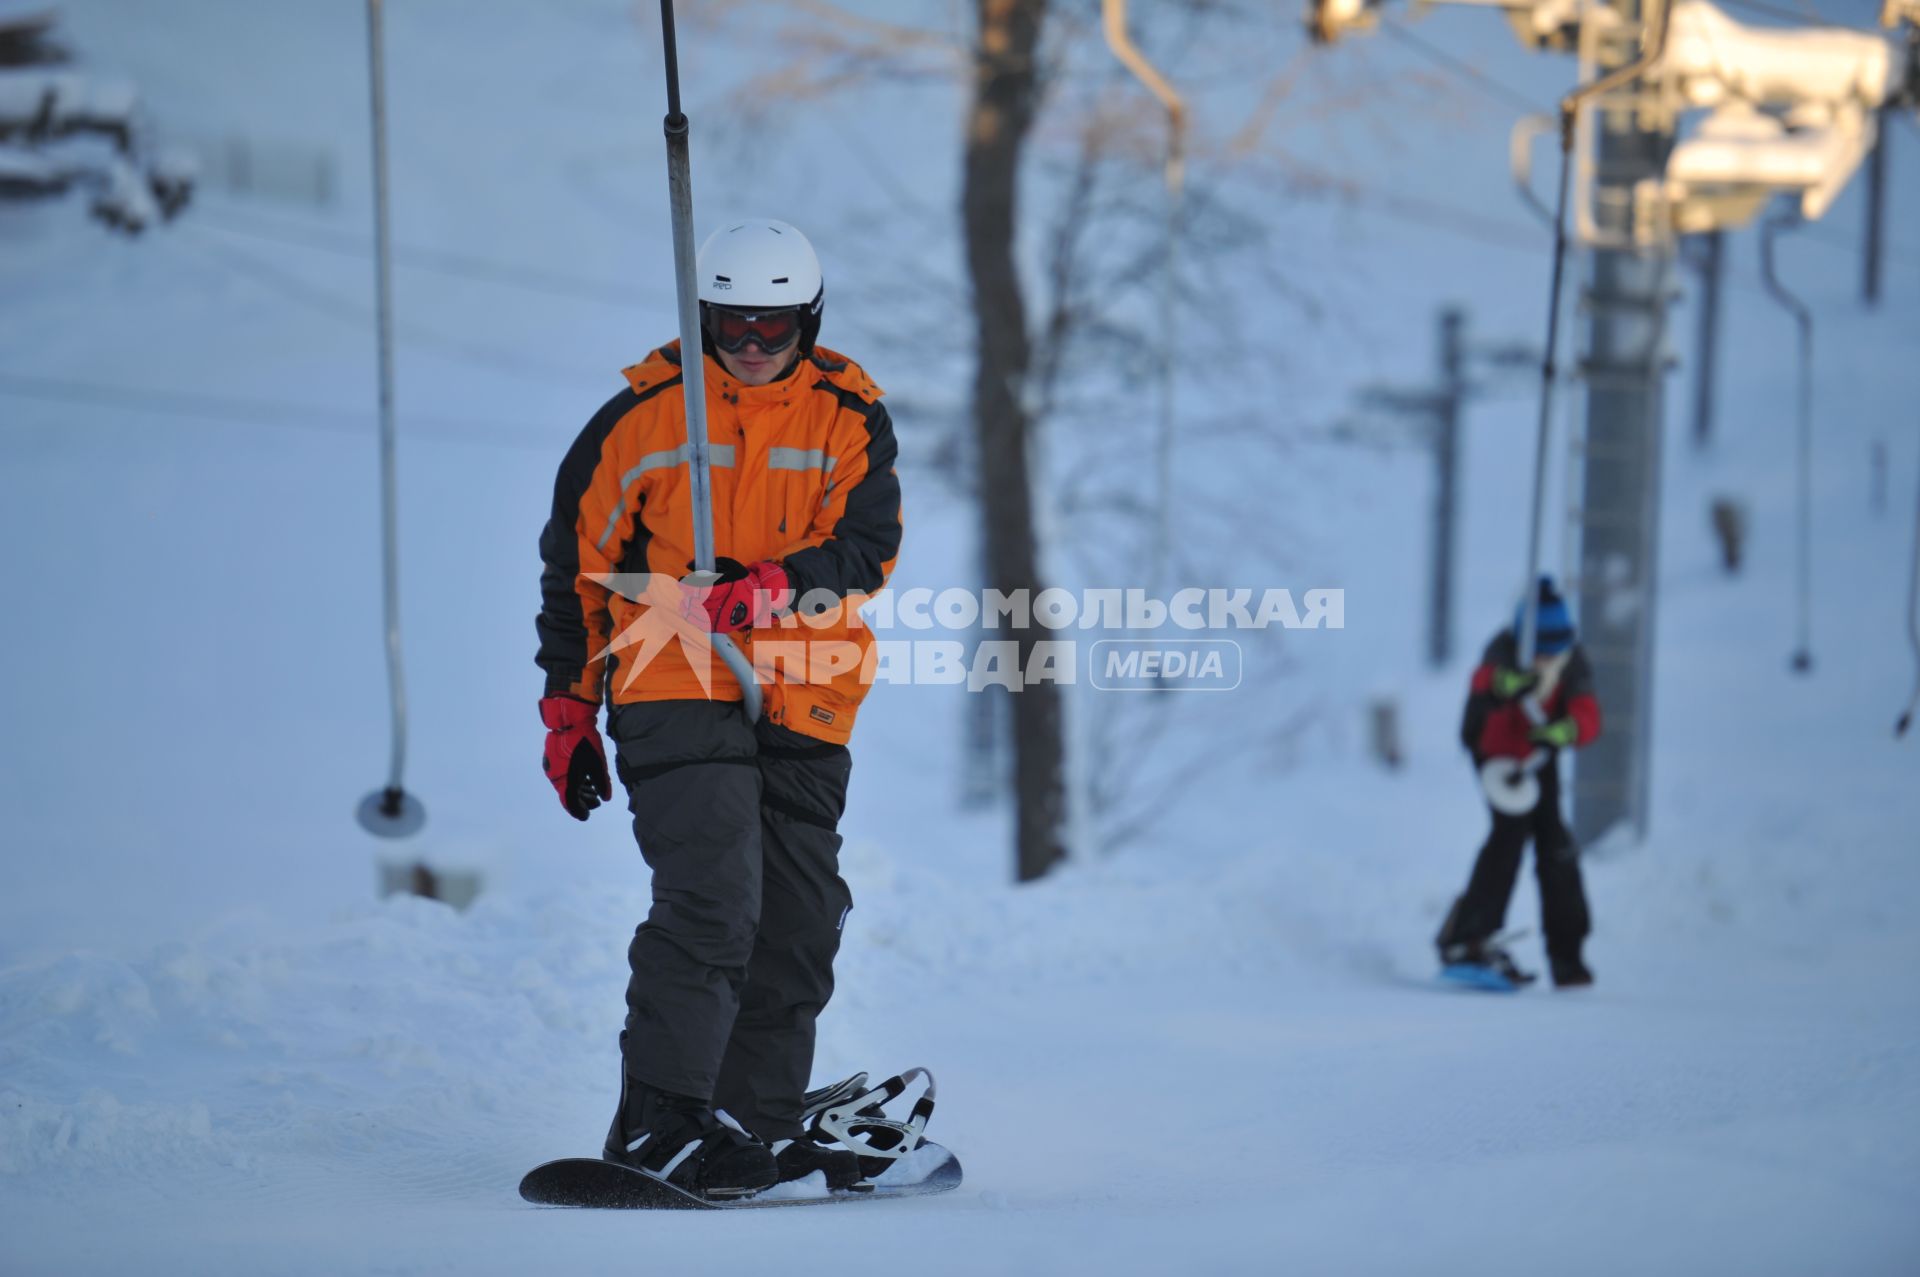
<box><xmin>1380</xmin><ymin>18</ymin><xmax>1547</xmax><ymax>114</ymax></box>
<box><xmin>188</xmin><ymin>207</ymin><xmax>660</xmax><ymax>311</ymax></box>
<box><xmin>0</xmin><ymin>371</ymin><xmax>553</xmax><ymax>449</ymax></box>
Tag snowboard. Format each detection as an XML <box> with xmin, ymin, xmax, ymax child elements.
<box><xmin>519</xmin><ymin>1141</ymin><xmax>962</xmax><ymax>1211</ymax></box>
<box><xmin>1438</xmin><ymin>963</ymin><xmax>1532</xmax><ymax>993</ymax></box>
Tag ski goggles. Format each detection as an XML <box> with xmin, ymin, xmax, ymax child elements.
<box><xmin>703</xmin><ymin>304</ymin><xmax>802</xmax><ymax>355</ymax></box>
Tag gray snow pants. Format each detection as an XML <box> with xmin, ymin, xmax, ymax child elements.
<box><xmin>608</xmin><ymin>699</ymin><xmax>853</xmax><ymax>1142</ymax></box>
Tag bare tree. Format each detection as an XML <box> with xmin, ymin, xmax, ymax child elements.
<box><xmin>687</xmin><ymin>0</ymin><xmax>1409</xmax><ymax>872</ymax></box>
<box><xmin>962</xmin><ymin>0</ymin><xmax>1067</xmax><ymax>884</ymax></box>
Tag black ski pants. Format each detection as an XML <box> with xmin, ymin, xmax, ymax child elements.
<box><xmin>608</xmin><ymin>699</ymin><xmax>853</xmax><ymax>1142</ymax></box>
<box><xmin>1440</xmin><ymin>758</ymin><xmax>1590</xmax><ymax>961</ymax></box>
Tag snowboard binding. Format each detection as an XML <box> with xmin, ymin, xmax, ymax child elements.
<box><xmin>801</xmin><ymin>1068</ymin><xmax>938</xmax><ymax>1180</ymax></box>
<box><xmin>523</xmin><ymin>1067</ymin><xmax>958</xmax><ymax>1210</ymax></box>
<box><xmin>1439</xmin><ymin>930</ymin><xmax>1538</xmax><ymax>993</ymax></box>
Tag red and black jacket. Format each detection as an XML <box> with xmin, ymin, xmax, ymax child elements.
<box><xmin>1459</xmin><ymin>630</ymin><xmax>1602</xmax><ymax>763</ymax></box>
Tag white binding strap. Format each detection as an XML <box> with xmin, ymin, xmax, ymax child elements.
<box><xmin>643</xmin><ymin>1139</ymin><xmax>702</xmax><ymax>1183</ymax></box>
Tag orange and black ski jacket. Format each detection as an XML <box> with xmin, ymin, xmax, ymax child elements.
<box><xmin>536</xmin><ymin>341</ymin><xmax>902</xmax><ymax>745</ymax></box>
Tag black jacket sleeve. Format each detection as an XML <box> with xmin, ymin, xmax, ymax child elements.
<box><xmin>781</xmin><ymin>395</ymin><xmax>903</xmax><ymax>609</ymax></box>
<box><xmin>535</xmin><ymin>388</ymin><xmax>642</xmax><ymax>700</ymax></box>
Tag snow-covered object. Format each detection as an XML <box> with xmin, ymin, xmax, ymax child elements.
<box><xmin>0</xmin><ymin>139</ymin><xmax>61</xmax><ymax>189</ymax></box>
<box><xmin>148</xmin><ymin>141</ymin><xmax>197</xmax><ymax>185</ymax></box>
<box><xmin>0</xmin><ymin>61</ymin><xmax>191</xmax><ymax>231</ymax></box>
<box><xmin>1662</xmin><ymin>0</ymin><xmax>1896</xmax><ymax>110</ymax></box>
<box><xmin>0</xmin><ymin>69</ymin><xmax>137</xmax><ymax>140</ymax></box>
<box><xmin>0</xmin><ymin>1</ymin><xmax>57</xmax><ymax>39</ymax></box>
<box><xmin>90</xmin><ymin>153</ymin><xmax>156</xmax><ymax>230</ymax></box>
<box><xmin>1665</xmin><ymin>101</ymin><xmax>1877</xmax><ymax>226</ymax></box>
<box><xmin>0</xmin><ymin>67</ymin><xmax>50</xmax><ymax>123</ymax></box>
<box><xmin>146</xmin><ymin>140</ymin><xmax>195</xmax><ymax>215</ymax></box>
<box><xmin>1634</xmin><ymin>1</ymin><xmax>1907</xmax><ymax>238</ymax></box>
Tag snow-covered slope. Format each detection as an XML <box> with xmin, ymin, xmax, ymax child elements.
<box><xmin>2</xmin><ymin>1</ymin><xmax>1918</xmax><ymax>1273</ymax></box>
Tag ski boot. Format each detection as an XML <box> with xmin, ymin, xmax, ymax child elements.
<box><xmin>604</xmin><ymin>1038</ymin><xmax>777</xmax><ymax>1200</ymax></box>
<box><xmin>1549</xmin><ymin>952</ymin><xmax>1594</xmax><ymax>989</ymax></box>
<box><xmin>768</xmin><ymin>1133</ymin><xmax>868</xmax><ymax>1191</ymax></box>
<box><xmin>755</xmin><ymin>1073</ymin><xmax>869</xmax><ymax>1190</ymax></box>
<box><xmin>1439</xmin><ymin>939</ymin><xmax>1538</xmax><ymax>992</ymax></box>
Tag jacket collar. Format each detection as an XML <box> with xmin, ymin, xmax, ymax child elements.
<box><xmin>631</xmin><ymin>339</ymin><xmax>806</xmax><ymax>403</ymax></box>
<box><xmin>701</xmin><ymin>350</ymin><xmax>807</xmax><ymax>403</ymax></box>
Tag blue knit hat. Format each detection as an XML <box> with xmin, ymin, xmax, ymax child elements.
<box><xmin>1515</xmin><ymin>576</ymin><xmax>1575</xmax><ymax>656</ymax></box>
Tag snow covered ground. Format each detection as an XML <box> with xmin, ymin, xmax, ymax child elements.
<box><xmin>3</xmin><ymin>1</ymin><xmax>1919</xmax><ymax>1273</ymax></box>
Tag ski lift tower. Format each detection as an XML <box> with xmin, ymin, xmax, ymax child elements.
<box><xmin>1309</xmin><ymin>0</ymin><xmax>1918</xmax><ymax>851</ymax></box>
<box><xmin>1571</xmin><ymin>0</ymin><xmax>1911</xmax><ymax>844</ymax></box>
<box><xmin>1561</xmin><ymin>0</ymin><xmax>1673</xmax><ymax>852</ymax></box>
<box><xmin>1311</xmin><ymin>0</ymin><xmax>1679</xmax><ymax>850</ymax></box>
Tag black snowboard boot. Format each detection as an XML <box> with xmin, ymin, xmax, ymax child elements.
<box><xmin>1439</xmin><ymin>939</ymin><xmax>1538</xmax><ymax>989</ymax></box>
<box><xmin>770</xmin><ymin>1134</ymin><xmax>868</xmax><ymax>1191</ymax></box>
<box><xmin>604</xmin><ymin>1038</ymin><xmax>777</xmax><ymax>1199</ymax></box>
<box><xmin>1549</xmin><ymin>952</ymin><xmax>1594</xmax><ymax>988</ymax></box>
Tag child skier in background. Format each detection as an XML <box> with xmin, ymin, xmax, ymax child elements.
<box><xmin>1437</xmin><ymin>577</ymin><xmax>1602</xmax><ymax>990</ymax></box>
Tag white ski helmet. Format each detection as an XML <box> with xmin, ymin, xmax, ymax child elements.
<box><xmin>696</xmin><ymin>218</ymin><xmax>825</xmax><ymax>353</ymax></box>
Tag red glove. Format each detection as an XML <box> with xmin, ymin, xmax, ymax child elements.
<box><xmin>540</xmin><ymin>695</ymin><xmax>612</xmax><ymax>821</ymax></box>
<box><xmin>682</xmin><ymin>557</ymin><xmax>792</xmax><ymax>633</ymax></box>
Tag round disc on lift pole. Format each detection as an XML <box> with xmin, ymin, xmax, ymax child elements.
<box><xmin>357</xmin><ymin>786</ymin><xmax>427</xmax><ymax>838</ymax></box>
<box><xmin>1479</xmin><ymin>758</ymin><xmax>1541</xmax><ymax>817</ymax></box>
